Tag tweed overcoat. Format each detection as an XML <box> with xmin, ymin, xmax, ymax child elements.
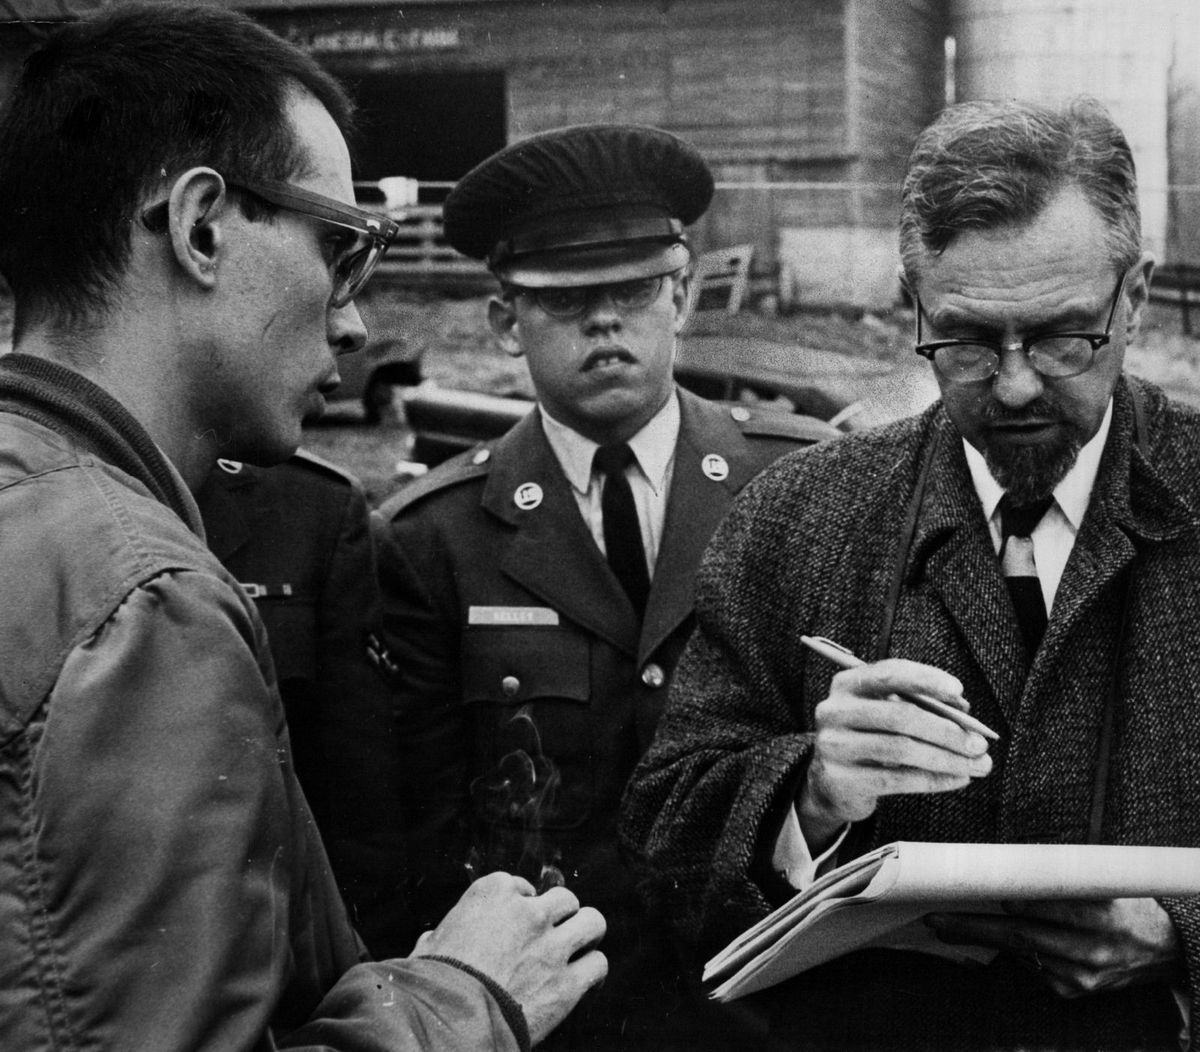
<box><xmin>373</xmin><ymin>387</ymin><xmax>835</xmax><ymax>1047</ymax></box>
<box><xmin>621</xmin><ymin>375</ymin><xmax>1200</xmax><ymax>1051</ymax></box>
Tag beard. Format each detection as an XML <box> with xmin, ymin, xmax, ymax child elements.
<box><xmin>980</xmin><ymin>397</ymin><xmax>1085</xmax><ymax>505</ymax></box>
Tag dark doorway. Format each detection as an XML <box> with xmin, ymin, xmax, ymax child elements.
<box><xmin>341</xmin><ymin>70</ymin><xmax>506</xmax><ymax>188</ymax></box>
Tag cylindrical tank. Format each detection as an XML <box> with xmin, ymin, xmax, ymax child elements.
<box><xmin>951</xmin><ymin>0</ymin><xmax>1178</xmax><ymax>260</ymax></box>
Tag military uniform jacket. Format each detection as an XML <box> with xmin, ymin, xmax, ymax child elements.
<box><xmin>621</xmin><ymin>376</ymin><xmax>1200</xmax><ymax>1051</ymax></box>
<box><xmin>196</xmin><ymin>453</ymin><xmax>409</xmax><ymax>956</ymax></box>
<box><xmin>374</xmin><ymin>389</ymin><xmax>833</xmax><ymax>952</ymax></box>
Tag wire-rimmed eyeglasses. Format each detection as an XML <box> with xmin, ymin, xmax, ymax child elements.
<box><xmin>506</xmin><ymin>272</ymin><xmax>677</xmax><ymax>319</ymax></box>
<box><xmin>914</xmin><ymin>271</ymin><xmax>1128</xmax><ymax>383</ymax></box>
<box><xmin>141</xmin><ymin>176</ymin><xmax>400</xmax><ymax>309</ymax></box>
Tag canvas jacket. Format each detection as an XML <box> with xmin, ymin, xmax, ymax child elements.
<box><xmin>0</xmin><ymin>355</ymin><xmax>523</xmax><ymax>1052</ymax></box>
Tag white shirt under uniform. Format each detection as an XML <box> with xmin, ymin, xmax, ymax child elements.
<box><xmin>539</xmin><ymin>391</ymin><xmax>680</xmax><ymax>576</ymax></box>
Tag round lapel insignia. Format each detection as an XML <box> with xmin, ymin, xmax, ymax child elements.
<box><xmin>701</xmin><ymin>453</ymin><xmax>729</xmax><ymax>481</ymax></box>
<box><xmin>514</xmin><ymin>482</ymin><xmax>544</xmax><ymax>510</ymax></box>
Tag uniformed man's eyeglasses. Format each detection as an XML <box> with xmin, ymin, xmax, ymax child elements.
<box><xmin>914</xmin><ymin>272</ymin><xmax>1127</xmax><ymax>384</ymax></box>
<box><xmin>141</xmin><ymin>177</ymin><xmax>400</xmax><ymax>308</ymax></box>
<box><xmin>508</xmin><ymin>274</ymin><xmax>673</xmax><ymax>319</ymax></box>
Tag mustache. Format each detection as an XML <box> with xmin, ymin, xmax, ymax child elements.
<box><xmin>980</xmin><ymin>397</ymin><xmax>1063</xmax><ymax>424</ymax></box>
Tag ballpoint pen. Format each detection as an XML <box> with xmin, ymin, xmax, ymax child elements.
<box><xmin>799</xmin><ymin>634</ymin><xmax>1000</xmax><ymax>741</ymax></box>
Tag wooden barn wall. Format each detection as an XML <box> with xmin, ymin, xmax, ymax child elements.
<box><xmin>258</xmin><ymin>0</ymin><xmax>856</xmax><ymax>265</ymax></box>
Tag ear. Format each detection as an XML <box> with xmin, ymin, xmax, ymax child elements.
<box><xmin>166</xmin><ymin>167</ymin><xmax>228</xmax><ymax>291</ymax></box>
<box><xmin>670</xmin><ymin>269</ymin><xmax>693</xmax><ymax>335</ymax></box>
<box><xmin>1122</xmin><ymin>251</ymin><xmax>1156</xmax><ymax>344</ymax></box>
<box><xmin>487</xmin><ymin>295</ymin><xmax>523</xmax><ymax>357</ymax></box>
<box><xmin>897</xmin><ymin>264</ymin><xmax>915</xmax><ymax>306</ymax></box>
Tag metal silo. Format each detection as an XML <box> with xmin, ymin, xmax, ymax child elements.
<box><xmin>951</xmin><ymin>0</ymin><xmax>1178</xmax><ymax>259</ymax></box>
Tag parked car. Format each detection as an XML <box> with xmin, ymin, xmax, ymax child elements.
<box><xmin>334</xmin><ymin>334</ymin><xmax>422</xmax><ymax>422</ymax></box>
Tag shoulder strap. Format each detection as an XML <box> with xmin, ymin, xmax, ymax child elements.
<box><xmin>873</xmin><ymin>426</ymin><xmax>940</xmax><ymax>662</ymax></box>
<box><xmin>377</xmin><ymin>445</ymin><xmax>492</xmax><ymax>521</ymax></box>
<box><xmin>1089</xmin><ymin>378</ymin><xmax>1148</xmax><ymax>842</ymax></box>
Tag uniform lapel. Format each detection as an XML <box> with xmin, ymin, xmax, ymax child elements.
<box><xmin>639</xmin><ymin>393</ymin><xmax>757</xmax><ymax>662</ymax></box>
<box><xmin>908</xmin><ymin>414</ymin><xmax>1028</xmax><ymax>725</ymax></box>
<box><xmin>482</xmin><ymin>413</ymin><xmax>639</xmax><ymax>656</ymax></box>
<box><xmin>196</xmin><ymin>464</ymin><xmax>253</xmax><ymax>562</ymax></box>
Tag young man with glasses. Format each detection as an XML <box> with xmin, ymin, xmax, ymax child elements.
<box><xmin>0</xmin><ymin>6</ymin><xmax>605</xmax><ymax>1049</ymax></box>
<box><xmin>622</xmin><ymin>97</ymin><xmax>1200</xmax><ymax>1051</ymax></box>
<box><xmin>373</xmin><ymin>123</ymin><xmax>836</xmax><ymax>1049</ymax></box>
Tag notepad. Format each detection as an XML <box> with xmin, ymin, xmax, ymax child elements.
<box><xmin>703</xmin><ymin>841</ymin><xmax>1200</xmax><ymax>1002</ymax></box>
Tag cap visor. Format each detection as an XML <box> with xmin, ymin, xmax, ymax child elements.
<box><xmin>495</xmin><ymin>241</ymin><xmax>689</xmax><ymax>287</ymax></box>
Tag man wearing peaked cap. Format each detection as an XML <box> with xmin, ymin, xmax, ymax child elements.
<box><xmin>443</xmin><ymin>123</ymin><xmax>714</xmax><ymax>287</ymax></box>
<box><xmin>374</xmin><ymin>123</ymin><xmax>837</xmax><ymax>1049</ymax></box>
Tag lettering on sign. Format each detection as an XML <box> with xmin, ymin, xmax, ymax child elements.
<box><xmin>282</xmin><ymin>25</ymin><xmax>463</xmax><ymax>54</ymax></box>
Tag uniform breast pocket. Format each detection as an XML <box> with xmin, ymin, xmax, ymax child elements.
<box><xmin>253</xmin><ymin>596</ymin><xmax>317</xmax><ymax>685</ymax></box>
<box><xmin>461</xmin><ymin>625</ymin><xmax>593</xmax><ymax>830</ymax></box>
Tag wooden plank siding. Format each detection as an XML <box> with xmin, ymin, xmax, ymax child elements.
<box><xmin>250</xmin><ymin>0</ymin><xmax>949</xmax><ymax>303</ymax></box>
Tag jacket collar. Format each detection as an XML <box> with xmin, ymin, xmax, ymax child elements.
<box><xmin>0</xmin><ymin>353</ymin><xmax>203</xmax><ymax>535</ymax></box>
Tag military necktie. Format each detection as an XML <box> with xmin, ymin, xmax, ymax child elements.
<box><xmin>593</xmin><ymin>443</ymin><xmax>650</xmax><ymax>616</ymax></box>
<box><xmin>998</xmin><ymin>494</ymin><xmax>1054</xmax><ymax>654</ymax></box>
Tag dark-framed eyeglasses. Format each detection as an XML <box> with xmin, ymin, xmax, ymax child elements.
<box><xmin>507</xmin><ymin>273</ymin><xmax>675</xmax><ymax>319</ymax></box>
<box><xmin>913</xmin><ymin>271</ymin><xmax>1128</xmax><ymax>384</ymax></box>
<box><xmin>141</xmin><ymin>176</ymin><xmax>400</xmax><ymax>308</ymax></box>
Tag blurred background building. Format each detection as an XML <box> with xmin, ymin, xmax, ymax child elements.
<box><xmin>1</xmin><ymin>0</ymin><xmax>1197</xmax><ymax>310</ymax></box>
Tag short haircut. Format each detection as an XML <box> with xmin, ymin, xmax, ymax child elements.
<box><xmin>899</xmin><ymin>97</ymin><xmax>1141</xmax><ymax>287</ymax></box>
<box><xmin>0</xmin><ymin>2</ymin><xmax>355</xmax><ymax>333</ymax></box>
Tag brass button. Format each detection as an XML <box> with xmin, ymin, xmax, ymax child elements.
<box><xmin>501</xmin><ymin>675</ymin><xmax>521</xmax><ymax>698</ymax></box>
<box><xmin>640</xmin><ymin>663</ymin><xmax>666</xmax><ymax>689</ymax></box>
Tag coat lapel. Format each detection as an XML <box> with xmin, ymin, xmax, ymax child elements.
<box><xmin>1032</xmin><ymin>379</ymin><xmax>1196</xmax><ymax>681</ymax></box>
<box><xmin>907</xmin><ymin>413</ymin><xmax>1028</xmax><ymax>725</ymax></box>
<box><xmin>482</xmin><ymin>414</ymin><xmax>639</xmax><ymax>656</ymax></box>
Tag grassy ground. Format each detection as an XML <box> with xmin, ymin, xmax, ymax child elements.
<box><xmin>306</xmin><ymin>287</ymin><xmax>1200</xmax><ymax>507</ymax></box>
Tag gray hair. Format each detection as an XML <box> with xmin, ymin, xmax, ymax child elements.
<box><xmin>899</xmin><ymin>97</ymin><xmax>1141</xmax><ymax>287</ymax></box>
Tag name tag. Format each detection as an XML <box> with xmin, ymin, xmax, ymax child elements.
<box><xmin>468</xmin><ymin>605</ymin><xmax>560</xmax><ymax>626</ymax></box>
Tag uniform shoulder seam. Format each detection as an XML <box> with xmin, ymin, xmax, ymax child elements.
<box><xmin>735</xmin><ymin>408</ymin><xmax>841</xmax><ymax>444</ymax></box>
<box><xmin>291</xmin><ymin>447</ymin><xmax>360</xmax><ymax>487</ymax></box>
<box><xmin>378</xmin><ymin>448</ymin><xmax>492</xmax><ymax>520</ymax></box>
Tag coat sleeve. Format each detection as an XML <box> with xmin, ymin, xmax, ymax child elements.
<box><xmin>26</xmin><ymin>569</ymin><xmax>519</xmax><ymax>1052</ymax></box>
<box><xmin>618</xmin><ymin>477</ymin><xmax>819</xmax><ymax>958</ymax></box>
<box><xmin>280</xmin><ymin>958</ymin><xmax>525</xmax><ymax>1051</ymax></box>
<box><xmin>1159</xmin><ymin>896</ymin><xmax>1200</xmax><ymax>1046</ymax></box>
<box><xmin>373</xmin><ymin>510</ymin><xmax>477</xmax><ymax>944</ymax></box>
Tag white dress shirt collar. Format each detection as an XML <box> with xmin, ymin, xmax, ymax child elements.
<box><xmin>962</xmin><ymin>399</ymin><xmax>1113</xmax><ymax>612</ymax></box>
<box><xmin>539</xmin><ymin>391</ymin><xmax>680</xmax><ymax>494</ymax></box>
<box><xmin>963</xmin><ymin>398</ymin><xmax>1113</xmax><ymax>532</ymax></box>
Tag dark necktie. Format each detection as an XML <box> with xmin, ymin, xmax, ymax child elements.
<box><xmin>593</xmin><ymin>443</ymin><xmax>651</xmax><ymax>616</ymax></box>
<box><xmin>998</xmin><ymin>494</ymin><xmax>1053</xmax><ymax>654</ymax></box>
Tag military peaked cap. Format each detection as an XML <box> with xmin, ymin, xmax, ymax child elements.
<box><xmin>442</xmin><ymin>123</ymin><xmax>714</xmax><ymax>287</ymax></box>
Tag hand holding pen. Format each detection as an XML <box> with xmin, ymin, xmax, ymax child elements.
<box><xmin>795</xmin><ymin>636</ymin><xmax>995</xmax><ymax>852</ymax></box>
